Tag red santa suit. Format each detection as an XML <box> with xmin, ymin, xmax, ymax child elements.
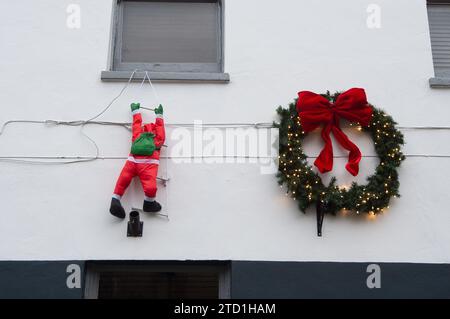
<box><xmin>112</xmin><ymin>108</ymin><xmax>165</xmax><ymax>202</ymax></box>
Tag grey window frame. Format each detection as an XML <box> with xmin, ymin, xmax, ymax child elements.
<box><xmin>102</xmin><ymin>0</ymin><xmax>229</xmax><ymax>82</ymax></box>
<box><xmin>428</xmin><ymin>0</ymin><xmax>450</xmax><ymax>88</ymax></box>
<box><xmin>84</xmin><ymin>261</ymin><xmax>231</xmax><ymax>299</ymax></box>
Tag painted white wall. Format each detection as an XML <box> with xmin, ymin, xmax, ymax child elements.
<box><xmin>1</xmin><ymin>0</ymin><xmax>450</xmax><ymax>262</ymax></box>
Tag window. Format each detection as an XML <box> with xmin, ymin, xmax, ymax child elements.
<box><xmin>428</xmin><ymin>1</ymin><xmax>450</xmax><ymax>87</ymax></box>
<box><xmin>102</xmin><ymin>0</ymin><xmax>229</xmax><ymax>82</ymax></box>
<box><xmin>84</xmin><ymin>261</ymin><xmax>230</xmax><ymax>299</ymax></box>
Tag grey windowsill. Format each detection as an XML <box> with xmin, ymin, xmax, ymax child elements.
<box><xmin>429</xmin><ymin>77</ymin><xmax>450</xmax><ymax>88</ymax></box>
<box><xmin>101</xmin><ymin>71</ymin><xmax>230</xmax><ymax>83</ymax></box>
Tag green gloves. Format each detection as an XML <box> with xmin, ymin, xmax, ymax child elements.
<box><xmin>131</xmin><ymin>103</ymin><xmax>163</xmax><ymax>116</ymax></box>
<box><xmin>154</xmin><ymin>104</ymin><xmax>163</xmax><ymax>116</ymax></box>
<box><xmin>131</xmin><ymin>103</ymin><xmax>140</xmax><ymax>112</ymax></box>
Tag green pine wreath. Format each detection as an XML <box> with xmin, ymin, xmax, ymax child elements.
<box><xmin>275</xmin><ymin>91</ymin><xmax>405</xmax><ymax>217</ymax></box>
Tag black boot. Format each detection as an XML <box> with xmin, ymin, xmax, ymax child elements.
<box><xmin>110</xmin><ymin>198</ymin><xmax>126</xmax><ymax>219</ymax></box>
<box><xmin>143</xmin><ymin>200</ymin><xmax>162</xmax><ymax>213</ymax></box>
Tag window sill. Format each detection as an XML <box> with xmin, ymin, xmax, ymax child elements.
<box><xmin>101</xmin><ymin>71</ymin><xmax>230</xmax><ymax>83</ymax></box>
<box><xmin>429</xmin><ymin>77</ymin><xmax>450</xmax><ymax>88</ymax></box>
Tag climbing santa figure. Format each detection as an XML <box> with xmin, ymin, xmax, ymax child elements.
<box><xmin>109</xmin><ymin>102</ymin><xmax>165</xmax><ymax>218</ymax></box>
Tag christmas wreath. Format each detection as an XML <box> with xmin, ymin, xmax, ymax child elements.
<box><xmin>275</xmin><ymin>88</ymin><xmax>405</xmax><ymax>236</ymax></box>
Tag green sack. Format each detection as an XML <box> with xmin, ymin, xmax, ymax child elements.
<box><xmin>130</xmin><ymin>132</ymin><xmax>156</xmax><ymax>156</ymax></box>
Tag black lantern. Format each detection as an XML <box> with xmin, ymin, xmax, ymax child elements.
<box><xmin>127</xmin><ymin>211</ymin><xmax>143</xmax><ymax>237</ymax></box>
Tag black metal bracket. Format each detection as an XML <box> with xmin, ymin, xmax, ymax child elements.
<box><xmin>316</xmin><ymin>200</ymin><xmax>326</xmax><ymax>237</ymax></box>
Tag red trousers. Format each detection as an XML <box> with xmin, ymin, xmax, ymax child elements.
<box><xmin>113</xmin><ymin>160</ymin><xmax>159</xmax><ymax>198</ymax></box>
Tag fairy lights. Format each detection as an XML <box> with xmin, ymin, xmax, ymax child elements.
<box><xmin>276</xmin><ymin>91</ymin><xmax>405</xmax><ymax>218</ymax></box>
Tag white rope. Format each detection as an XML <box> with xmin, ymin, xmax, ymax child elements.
<box><xmin>144</xmin><ymin>71</ymin><xmax>161</xmax><ymax>106</ymax></box>
<box><xmin>86</xmin><ymin>69</ymin><xmax>138</xmax><ymax>122</ymax></box>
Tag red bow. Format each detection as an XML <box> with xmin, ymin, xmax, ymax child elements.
<box><xmin>296</xmin><ymin>88</ymin><xmax>373</xmax><ymax>176</ymax></box>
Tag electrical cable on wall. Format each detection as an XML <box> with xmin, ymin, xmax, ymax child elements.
<box><xmin>1</xmin><ymin>120</ymin><xmax>449</xmax><ymax>163</ymax></box>
<box><xmin>1</xmin><ymin>68</ymin><xmax>450</xmax><ymax>165</ymax></box>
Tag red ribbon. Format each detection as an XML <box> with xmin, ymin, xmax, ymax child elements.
<box><xmin>296</xmin><ymin>88</ymin><xmax>373</xmax><ymax>176</ymax></box>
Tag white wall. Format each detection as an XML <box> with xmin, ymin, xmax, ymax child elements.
<box><xmin>1</xmin><ymin>0</ymin><xmax>450</xmax><ymax>262</ymax></box>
